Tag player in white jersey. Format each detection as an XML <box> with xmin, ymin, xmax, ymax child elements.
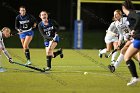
<box><xmin>99</xmin><ymin>10</ymin><xmax>123</xmax><ymax>64</ymax></box>
<box><xmin>0</xmin><ymin>27</ymin><xmax>13</xmax><ymax>72</ymax></box>
<box><xmin>108</xmin><ymin>10</ymin><xmax>140</xmax><ymax>73</ymax></box>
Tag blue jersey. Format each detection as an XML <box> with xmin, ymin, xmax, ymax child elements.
<box><xmin>15</xmin><ymin>14</ymin><xmax>36</xmax><ymax>31</ymax></box>
<box><xmin>38</xmin><ymin>19</ymin><xmax>59</xmax><ymax>41</ymax></box>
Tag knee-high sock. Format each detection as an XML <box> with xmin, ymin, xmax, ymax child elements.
<box><xmin>100</xmin><ymin>48</ymin><xmax>107</xmax><ymax>54</ymax></box>
<box><xmin>53</xmin><ymin>50</ymin><xmax>61</xmax><ymax>58</ymax></box>
<box><xmin>47</xmin><ymin>56</ymin><xmax>52</xmax><ymax>68</ymax></box>
<box><xmin>25</xmin><ymin>49</ymin><xmax>30</xmax><ymax>60</ymax></box>
<box><xmin>111</xmin><ymin>51</ymin><xmax>118</xmax><ymax>61</ymax></box>
<box><xmin>114</xmin><ymin>53</ymin><xmax>124</xmax><ymax>69</ymax></box>
<box><xmin>126</xmin><ymin>59</ymin><xmax>138</xmax><ymax>78</ymax></box>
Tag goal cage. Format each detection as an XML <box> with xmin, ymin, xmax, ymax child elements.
<box><xmin>74</xmin><ymin>0</ymin><xmax>140</xmax><ymax>49</ymax></box>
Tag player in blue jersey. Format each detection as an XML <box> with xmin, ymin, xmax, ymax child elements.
<box><xmin>122</xmin><ymin>0</ymin><xmax>140</xmax><ymax>86</ymax></box>
<box><xmin>15</xmin><ymin>6</ymin><xmax>37</xmax><ymax>65</ymax></box>
<box><xmin>38</xmin><ymin>11</ymin><xmax>63</xmax><ymax>71</ymax></box>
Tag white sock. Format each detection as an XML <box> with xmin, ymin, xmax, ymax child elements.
<box><xmin>100</xmin><ymin>48</ymin><xmax>107</xmax><ymax>54</ymax></box>
<box><xmin>111</xmin><ymin>51</ymin><xmax>118</xmax><ymax>61</ymax></box>
<box><xmin>114</xmin><ymin>53</ymin><xmax>124</xmax><ymax>69</ymax></box>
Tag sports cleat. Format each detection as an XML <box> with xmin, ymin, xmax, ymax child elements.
<box><xmin>127</xmin><ymin>77</ymin><xmax>139</xmax><ymax>86</ymax></box>
<box><xmin>43</xmin><ymin>67</ymin><xmax>51</xmax><ymax>71</ymax></box>
<box><xmin>98</xmin><ymin>49</ymin><xmax>102</xmax><ymax>58</ymax></box>
<box><xmin>25</xmin><ymin>60</ymin><xmax>32</xmax><ymax>65</ymax></box>
<box><xmin>0</xmin><ymin>67</ymin><xmax>6</xmax><ymax>72</ymax></box>
<box><xmin>108</xmin><ymin>65</ymin><xmax>115</xmax><ymax>73</ymax></box>
<box><xmin>59</xmin><ymin>48</ymin><xmax>63</xmax><ymax>58</ymax></box>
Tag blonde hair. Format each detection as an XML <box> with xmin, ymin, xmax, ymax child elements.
<box><xmin>113</xmin><ymin>10</ymin><xmax>122</xmax><ymax>21</ymax></box>
<box><xmin>114</xmin><ymin>10</ymin><xmax>122</xmax><ymax>16</ymax></box>
<box><xmin>2</xmin><ymin>27</ymin><xmax>11</xmax><ymax>32</ymax></box>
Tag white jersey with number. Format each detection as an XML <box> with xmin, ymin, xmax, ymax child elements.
<box><xmin>115</xmin><ymin>17</ymin><xmax>131</xmax><ymax>41</ymax></box>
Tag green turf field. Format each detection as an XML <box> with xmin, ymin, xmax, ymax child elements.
<box><xmin>0</xmin><ymin>49</ymin><xmax>140</xmax><ymax>93</ymax></box>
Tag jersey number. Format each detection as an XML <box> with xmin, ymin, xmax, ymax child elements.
<box><xmin>46</xmin><ymin>31</ymin><xmax>51</xmax><ymax>36</ymax></box>
<box><xmin>23</xmin><ymin>24</ymin><xmax>28</xmax><ymax>29</ymax></box>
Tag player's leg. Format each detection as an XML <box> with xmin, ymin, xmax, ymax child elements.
<box><xmin>111</xmin><ymin>41</ymin><xmax>118</xmax><ymax>64</ymax></box>
<box><xmin>99</xmin><ymin>42</ymin><xmax>112</xmax><ymax>58</ymax></box>
<box><xmin>52</xmin><ymin>42</ymin><xmax>63</xmax><ymax>58</ymax></box>
<box><xmin>114</xmin><ymin>41</ymin><xmax>131</xmax><ymax>68</ymax></box>
<box><xmin>44</xmin><ymin>40</ymin><xmax>63</xmax><ymax>71</ymax></box>
<box><xmin>44</xmin><ymin>41</ymin><xmax>56</xmax><ymax>71</ymax></box>
<box><xmin>19</xmin><ymin>31</ymin><xmax>34</xmax><ymax>65</ymax></box>
<box><xmin>124</xmin><ymin>43</ymin><xmax>139</xmax><ymax>86</ymax></box>
<box><xmin>133</xmin><ymin>51</ymin><xmax>140</xmax><ymax>68</ymax></box>
<box><xmin>108</xmin><ymin>41</ymin><xmax>130</xmax><ymax>72</ymax></box>
<box><xmin>23</xmin><ymin>35</ymin><xmax>33</xmax><ymax>65</ymax></box>
<box><xmin>99</xmin><ymin>35</ymin><xmax>112</xmax><ymax>58</ymax></box>
<box><xmin>52</xmin><ymin>35</ymin><xmax>63</xmax><ymax>58</ymax></box>
<box><xmin>0</xmin><ymin>49</ymin><xmax>6</xmax><ymax>72</ymax></box>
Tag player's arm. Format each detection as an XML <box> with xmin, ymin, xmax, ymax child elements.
<box><xmin>30</xmin><ymin>14</ymin><xmax>37</xmax><ymax>28</ymax></box>
<box><xmin>128</xmin><ymin>11</ymin><xmax>140</xmax><ymax>31</ymax></box>
<box><xmin>117</xmin><ymin>27</ymin><xmax>124</xmax><ymax>47</ymax></box>
<box><xmin>51</xmin><ymin>19</ymin><xmax>59</xmax><ymax>32</ymax></box>
<box><xmin>107</xmin><ymin>22</ymin><xmax>118</xmax><ymax>36</ymax></box>
<box><xmin>0</xmin><ymin>41</ymin><xmax>13</xmax><ymax>63</ymax></box>
<box><xmin>38</xmin><ymin>23</ymin><xmax>52</xmax><ymax>41</ymax></box>
<box><xmin>51</xmin><ymin>19</ymin><xmax>60</xmax><ymax>42</ymax></box>
<box><xmin>15</xmin><ymin>17</ymin><xmax>21</xmax><ymax>32</ymax></box>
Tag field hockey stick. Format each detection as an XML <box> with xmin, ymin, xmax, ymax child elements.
<box><xmin>106</xmin><ymin>41</ymin><xmax>126</xmax><ymax>58</ymax></box>
<box><xmin>10</xmin><ymin>33</ymin><xmax>19</xmax><ymax>37</ymax></box>
<box><xmin>106</xmin><ymin>49</ymin><xmax>118</xmax><ymax>58</ymax></box>
<box><xmin>12</xmin><ymin>62</ymin><xmax>45</xmax><ymax>72</ymax></box>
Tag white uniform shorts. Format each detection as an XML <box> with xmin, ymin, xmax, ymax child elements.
<box><xmin>105</xmin><ymin>34</ymin><xmax>118</xmax><ymax>44</ymax></box>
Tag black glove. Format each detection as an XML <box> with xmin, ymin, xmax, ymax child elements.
<box><xmin>9</xmin><ymin>58</ymin><xmax>13</xmax><ymax>63</ymax></box>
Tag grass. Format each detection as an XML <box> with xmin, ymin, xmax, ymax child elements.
<box><xmin>0</xmin><ymin>49</ymin><xmax>140</xmax><ymax>93</ymax></box>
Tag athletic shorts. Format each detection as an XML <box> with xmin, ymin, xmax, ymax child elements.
<box><xmin>44</xmin><ymin>41</ymin><xmax>53</xmax><ymax>47</ymax></box>
<box><xmin>105</xmin><ymin>34</ymin><xmax>118</xmax><ymax>44</ymax></box>
<box><xmin>19</xmin><ymin>30</ymin><xmax>34</xmax><ymax>39</ymax></box>
<box><xmin>133</xmin><ymin>39</ymin><xmax>140</xmax><ymax>49</ymax></box>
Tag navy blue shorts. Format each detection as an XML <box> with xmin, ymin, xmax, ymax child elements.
<box><xmin>19</xmin><ymin>30</ymin><xmax>34</xmax><ymax>39</ymax></box>
<box><xmin>133</xmin><ymin>39</ymin><xmax>140</xmax><ymax>49</ymax></box>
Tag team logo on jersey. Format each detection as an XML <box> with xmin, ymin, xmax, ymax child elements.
<box><xmin>19</xmin><ymin>20</ymin><xmax>30</xmax><ymax>24</ymax></box>
<box><xmin>44</xmin><ymin>26</ymin><xmax>54</xmax><ymax>32</ymax></box>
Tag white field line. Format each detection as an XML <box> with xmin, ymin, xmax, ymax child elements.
<box><xmin>53</xmin><ymin>65</ymin><xmax>127</xmax><ymax>68</ymax></box>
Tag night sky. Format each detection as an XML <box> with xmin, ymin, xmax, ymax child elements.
<box><xmin>1</xmin><ymin>0</ymin><xmax>140</xmax><ymax>31</ymax></box>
